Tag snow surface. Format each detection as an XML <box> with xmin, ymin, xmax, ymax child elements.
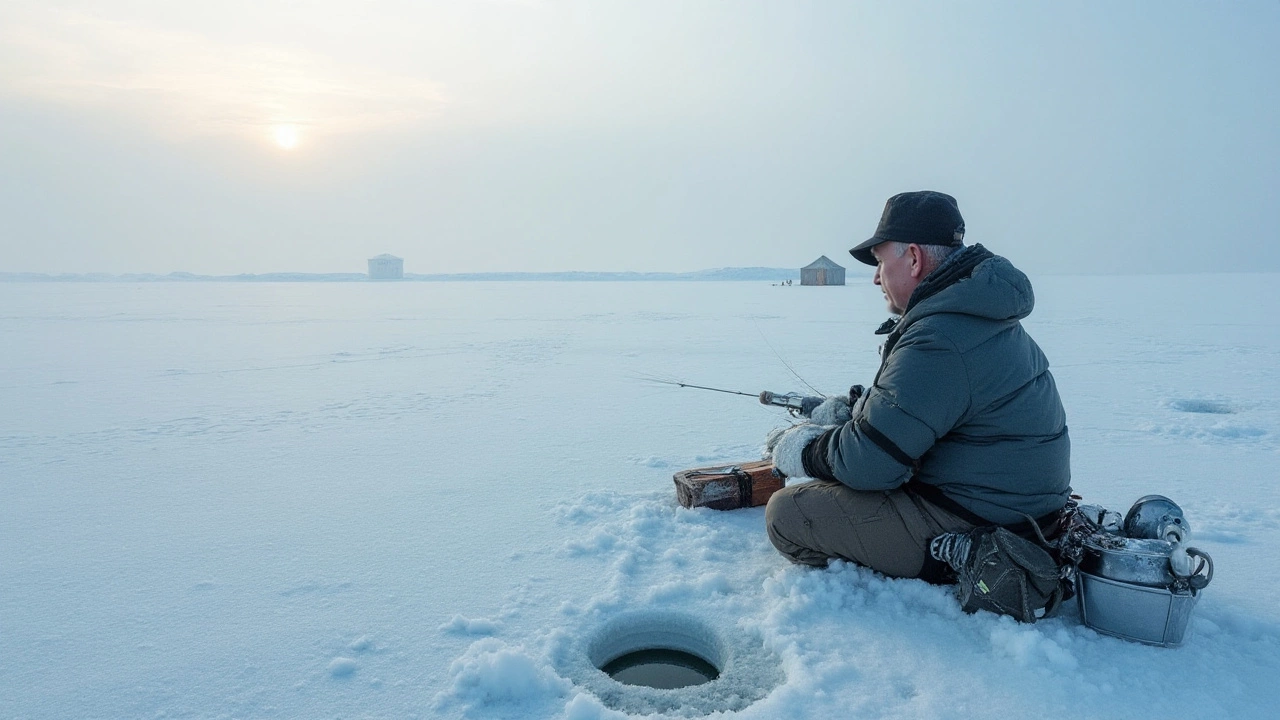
<box><xmin>2</xmin><ymin>276</ymin><xmax>1278</xmax><ymax>719</ymax></box>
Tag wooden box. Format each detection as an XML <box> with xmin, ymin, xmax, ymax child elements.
<box><xmin>673</xmin><ymin>460</ymin><xmax>784</xmax><ymax>511</ymax></box>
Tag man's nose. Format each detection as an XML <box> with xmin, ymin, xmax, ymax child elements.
<box><xmin>873</xmin><ymin>267</ymin><xmax>882</xmax><ymax>285</ymax></box>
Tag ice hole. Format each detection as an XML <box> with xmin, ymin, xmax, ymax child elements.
<box><xmin>562</xmin><ymin>610</ymin><xmax>781</xmax><ymax>715</ymax></box>
<box><xmin>600</xmin><ymin>647</ymin><xmax>719</xmax><ymax>688</ymax></box>
<box><xmin>587</xmin><ymin>612</ymin><xmax>726</xmax><ymax>686</ymax></box>
<box><xmin>1169</xmin><ymin>398</ymin><xmax>1235</xmax><ymax>415</ymax></box>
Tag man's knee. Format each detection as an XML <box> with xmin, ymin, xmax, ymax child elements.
<box><xmin>765</xmin><ymin>486</ymin><xmax>813</xmax><ymax>563</ymax></box>
<box><xmin>764</xmin><ymin>485</ymin><xmax>796</xmax><ymax>548</ymax></box>
<box><xmin>765</xmin><ymin>484</ymin><xmax>832</xmax><ymax>567</ymax></box>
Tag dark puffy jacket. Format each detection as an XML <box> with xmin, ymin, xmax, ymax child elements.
<box><xmin>802</xmin><ymin>244</ymin><xmax>1071</xmax><ymax>525</ymax></box>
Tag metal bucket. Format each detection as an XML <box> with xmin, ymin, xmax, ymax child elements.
<box><xmin>1079</xmin><ymin>536</ymin><xmax>1181</xmax><ymax>588</ymax></box>
<box><xmin>1076</xmin><ymin>571</ymin><xmax>1199</xmax><ymax>647</ymax></box>
<box><xmin>1067</xmin><ymin>496</ymin><xmax>1213</xmax><ymax>647</ymax></box>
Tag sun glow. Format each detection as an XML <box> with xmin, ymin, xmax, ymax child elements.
<box><xmin>273</xmin><ymin>125</ymin><xmax>300</xmax><ymax>150</ymax></box>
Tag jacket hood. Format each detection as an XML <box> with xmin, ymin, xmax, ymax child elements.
<box><xmin>901</xmin><ymin>245</ymin><xmax>1035</xmax><ymax>328</ymax></box>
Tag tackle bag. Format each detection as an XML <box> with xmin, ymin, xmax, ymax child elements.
<box><xmin>946</xmin><ymin>526</ymin><xmax>1066</xmax><ymax>623</ymax></box>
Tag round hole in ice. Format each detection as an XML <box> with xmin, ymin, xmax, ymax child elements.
<box><xmin>1168</xmin><ymin>398</ymin><xmax>1235</xmax><ymax>414</ymax></box>
<box><xmin>599</xmin><ymin>646</ymin><xmax>719</xmax><ymax>689</ymax></box>
<box><xmin>558</xmin><ymin>609</ymin><xmax>782</xmax><ymax>716</ymax></box>
<box><xmin>587</xmin><ymin>611</ymin><xmax>726</xmax><ymax>681</ymax></box>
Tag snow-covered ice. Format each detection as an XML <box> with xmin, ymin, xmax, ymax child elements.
<box><xmin>2</xmin><ymin>276</ymin><xmax>1278</xmax><ymax>719</ymax></box>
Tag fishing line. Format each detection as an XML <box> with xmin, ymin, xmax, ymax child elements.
<box><xmin>752</xmin><ymin>319</ymin><xmax>825</xmax><ymax>397</ymax></box>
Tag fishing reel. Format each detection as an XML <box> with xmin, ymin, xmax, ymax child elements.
<box><xmin>757</xmin><ymin>391</ymin><xmax>823</xmax><ymax>417</ymax></box>
<box><xmin>760</xmin><ymin>385</ymin><xmax>865</xmax><ymax>419</ymax></box>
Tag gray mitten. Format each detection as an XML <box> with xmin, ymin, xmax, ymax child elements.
<box><xmin>771</xmin><ymin>424</ymin><xmax>829</xmax><ymax>479</ymax></box>
<box><xmin>809</xmin><ymin>396</ymin><xmax>853</xmax><ymax>426</ymax></box>
<box><xmin>763</xmin><ymin>425</ymin><xmax>790</xmax><ymax>459</ymax></box>
<box><xmin>799</xmin><ymin>385</ymin><xmax>865</xmax><ymax>424</ymax></box>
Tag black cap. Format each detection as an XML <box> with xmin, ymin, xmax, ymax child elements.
<box><xmin>848</xmin><ymin>191</ymin><xmax>966</xmax><ymax>266</ymax></box>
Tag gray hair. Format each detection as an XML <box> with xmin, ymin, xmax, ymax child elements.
<box><xmin>888</xmin><ymin>241</ymin><xmax>963</xmax><ymax>269</ymax></box>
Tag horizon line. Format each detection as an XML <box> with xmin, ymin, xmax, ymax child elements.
<box><xmin>0</xmin><ymin>267</ymin><xmax>817</xmax><ymax>283</ymax></box>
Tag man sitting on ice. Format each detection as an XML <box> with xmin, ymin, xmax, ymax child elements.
<box><xmin>765</xmin><ymin>190</ymin><xmax>1071</xmax><ymax>582</ymax></box>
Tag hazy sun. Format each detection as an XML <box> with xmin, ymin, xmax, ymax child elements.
<box><xmin>273</xmin><ymin>125</ymin><xmax>300</xmax><ymax>150</ymax></box>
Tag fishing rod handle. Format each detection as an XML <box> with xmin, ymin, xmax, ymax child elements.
<box><xmin>759</xmin><ymin>390</ymin><xmax>805</xmax><ymax>410</ymax></box>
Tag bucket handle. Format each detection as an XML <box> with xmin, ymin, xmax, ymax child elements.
<box><xmin>1186</xmin><ymin>547</ymin><xmax>1213</xmax><ymax>590</ymax></box>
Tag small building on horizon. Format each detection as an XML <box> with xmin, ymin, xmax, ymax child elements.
<box><xmin>367</xmin><ymin>254</ymin><xmax>404</xmax><ymax>280</ymax></box>
<box><xmin>800</xmin><ymin>255</ymin><xmax>845</xmax><ymax>286</ymax></box>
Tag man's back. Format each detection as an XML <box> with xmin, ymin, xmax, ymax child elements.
<box><xmin>870</xmin><ymin>247</ymin><xmax>1071</xmax><ymax>525</ymax></box>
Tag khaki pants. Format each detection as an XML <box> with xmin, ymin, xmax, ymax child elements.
<box><xmin>765</xmin><ymin>480</ymin><xmax>976</xmax><ymax>580</ymax></box>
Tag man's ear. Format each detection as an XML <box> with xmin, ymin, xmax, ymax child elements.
<box><xmin>908</xmin><ymin>244</ymin><xmax>927</xmax><ymax>279</ymax></box>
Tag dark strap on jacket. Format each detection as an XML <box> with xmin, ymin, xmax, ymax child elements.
<box><xmin>857</xmin><ymin>417</ymin><xmax>915</xmax><ymax>467</ymax></box>
<box><xmin>905</xmin><ymin>478</ymin><xmax>1062</xmax><ymax>541</ymax></box>
<box><xmin>801</xmin><ymin>418</ymin><xmax>918</xmax><ymax>483</ymax></box>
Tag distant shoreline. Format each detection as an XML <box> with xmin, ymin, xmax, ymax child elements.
<box><xmin>0</xmin><ymin>268</ymin><xmax>823</xmax><ymax>283</ymax></box>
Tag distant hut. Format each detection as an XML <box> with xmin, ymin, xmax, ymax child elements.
<box><xmin>367</xmin><ymin>254</ymin><xmax>404</xmax><ymax>280</ymax></box>
<box><xmin>800</xmin><ymin>255</ymin><xmax>845</xmax><ymax>286</ymax></box>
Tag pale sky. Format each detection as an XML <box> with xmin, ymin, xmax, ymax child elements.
<box><xmin>1</xmin><ymin>1</ymin><xmax>1277</xmax><ymax>275</ymax></box>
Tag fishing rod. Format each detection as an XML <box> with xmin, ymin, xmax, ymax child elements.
<box><xmin>638</xmin><ymin>375</ymin><xmax>821</xmax><ymax>416</ymax></box>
